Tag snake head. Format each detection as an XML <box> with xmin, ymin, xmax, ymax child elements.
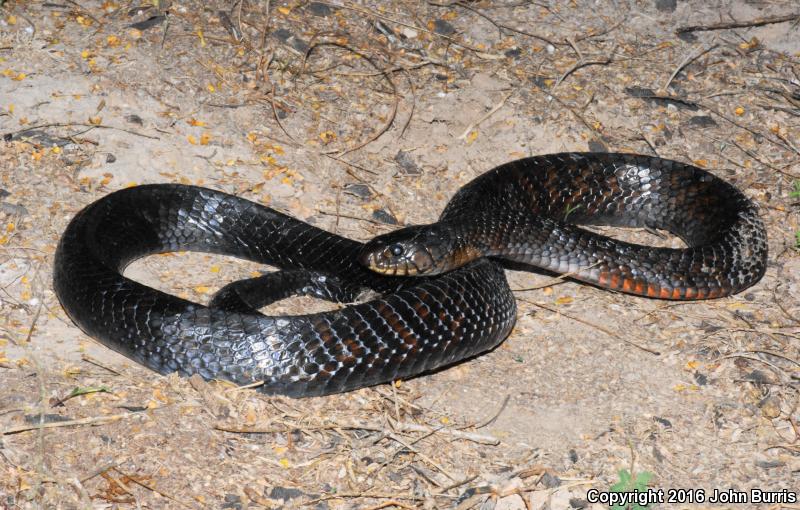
<box><xmin>359</xmin><ymin>224</ymin><xmax>456</xmax><ymax>276</ymax></box>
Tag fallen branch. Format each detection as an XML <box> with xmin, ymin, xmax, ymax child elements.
<box><xmin>215</xmin><ymin>418</ymin><xmax>500</xmax><ymax>444</ymax></box>
<box><xmin>4</xmin><ymin>122</ymin><xmax>160</xmax><ymax>141</ymax></box>
<box><xmin>518</xmin><ymin>297</ymin><xmax>661</xmax><ymax>356</ymax></box>
<box><xmin>701</xmin><ymin>102</ymin><xmax>800</xmax><ymax>156</ymax></box>
<box><xmin>3</xmin><ymin>410</ymin><xmax>147</xmax><ymax>435</ymax></box>
<box><xmin>114</xmin><ymin>467</ymin><xmax>195</xmax><ymax>509</ymax></box>
<box><xmin>677</xmin><ymin>12</ymin><xmax>800</xmax><ymax>34</ymax></box>
<box><xmin>392</xmin><ymin>420</ymin><xmax>500</xmax><ymax>445</ymax></box>
<box><xmin>553</xmin><ymin>42</ymin><xmax>616</xmax><ymax>89</ymax></box>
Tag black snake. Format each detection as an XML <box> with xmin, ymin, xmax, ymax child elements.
<box><xmin>53</xmin><ymin>153</ymin><xmax>768</xmax><ymax>396</ymax></box>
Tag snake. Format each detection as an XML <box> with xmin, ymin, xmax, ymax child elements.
<box><xmin>53</xmin><ymin>153</ymin><xmax>768</xmax><ymax>396</ymax></box>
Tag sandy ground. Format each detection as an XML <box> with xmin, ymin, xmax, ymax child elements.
<box><xmin>0</xmin><ymin>0</ymin><xmax>799</xmax><ymax>509</ymax></box>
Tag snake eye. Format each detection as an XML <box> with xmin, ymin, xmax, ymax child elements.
<box><xmin>389</xmin><ymin>244</ymin><xmax>404</xmax><ymax>257</ymax></box>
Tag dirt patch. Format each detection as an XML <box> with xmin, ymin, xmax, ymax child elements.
<box><xmin>1</xmin><ymin>1</ymin><xmax>798</xmax><ymax>509</ymax></box>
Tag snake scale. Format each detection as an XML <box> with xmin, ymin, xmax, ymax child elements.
<box><xmin>54</xmin><ymin>153</ymin><xmax>768</xmax><ymax>396</ymax></box>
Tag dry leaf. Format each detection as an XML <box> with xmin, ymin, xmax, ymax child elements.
<box><xmin>319</xmin><ymin>130</ymin><xmax>337</xmax><ymax>144</ymax></box>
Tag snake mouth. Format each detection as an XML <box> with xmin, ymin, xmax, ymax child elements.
<box><xmin>358</xmin><ymin>248</ymin><xmax>423</xmax><ymax>276</ymax></box>
<box><xmin>359</xmin><ymin>240</ymin><xmax>443</xmax><ymax>276</ymax></box>
<box><xmin>360</xmin><ymin>223</ymin><xmax>454</xmax><ymax>276</ymax></box>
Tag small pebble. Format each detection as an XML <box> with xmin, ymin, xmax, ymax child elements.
<box><xmin>221</xmin><ymin>493</ymin><xmax>241</xmax><ymax>510</ymax></box>
<box><xmin>746</xmin><ymin>370</ymin><xmax>773</xmax><ymax>385</ymax></box>
<box><xmin>401</xmin><ymin>27</ymin><xmax>418</xmax><ymax>38</ymax></box>
<box><xmin>655</xmin><ymin>0</ymin><xmax>677</xmax><ymax>12</ymax></box>
<box><xmin>624</xmin><ymin>86</ymin><xmax>656</xmax><ymax>97</ymax></box>
<box><xmin>432</xmin><ymin>19</ymin><xmax>455</xmax><ymax>36</ymax></box>
<box><xmin>687</xmin><ymin>115</ymin><xmax>717</xmax><ymax>128</ymax></box>
<box><xmin>0</xmin><ymin>203</ymin><xmax>29</xmax><ymax>216</ymax></box>
<box><xmin>125</xmin><ymin>114</ymin><xmax>143</xmax><ymax>125</ymax></box>
<box><xmin>541</xmin><ymin>472</ymin><xmax>561</xmax><ymax>488</ymax></box>
<box><xmin>343</xmin><ymin>183</ymin><xmax>371</xmax><ymax>199</ymax></box>
<box><xmin>758</xmin><ymin>396</ymin><xmax>781</xmax><ymax>419</ymax></box>
<box><xmin>755</xmin><ymin>460</ymin><xmax>785</xmax><ymax>469</ymax></box>
<box><xmin>270</xmin><ymin>486</ymin><xmax>304</xmax><ymax>500</ymax></box>
<box><xmin>588</xmin><ymin>139</ymin><xmax>608</xmax><ymax>152</ymax></box>
<box><xmin>128</xmin><ymin>15</ymin><xmax>165</xmax><ymax>31</ymax></box>
<box><xmin>394</xmin><ymin>150</ymin><xmax>421</xmax><ymax>175</ymax></box>
<box><xmin>372</xmin><ymin>209</ymin><xmax>398</xmax><ymax>225</ymax></box>
<box><xmin>307</xmin><ymin>2</ymin><xmax>331</xmax><ymax>16</ymax></box>
<box><xmin>654</xmin><ymin>416</ymin><xmax>673</xmax><ymax>428</ymax></box>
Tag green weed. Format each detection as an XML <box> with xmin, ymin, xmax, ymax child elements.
<box><xmin>790</xmin><ymin>180</ymin><xmax>800</xmax><ymax>199</ymax></box>
<box><xmin>792</xmin><ymin>181</ymin><xmax>800</xmax><ymax>248</ymax></box>
<box><xmin>610</xmin><ymin>469</ymin><xmax>654</xmax><ymax>510</ymax></box>
<box><xmin>564</xmin><ymin>203</ymin><xmax>581</xmax><ymax>220</ymax></box>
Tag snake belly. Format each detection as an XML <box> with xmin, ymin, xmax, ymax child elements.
<box><xmin>53</xmin><ymin>184</ymin><xmax>517</xmax><ymax>397</ymax></box>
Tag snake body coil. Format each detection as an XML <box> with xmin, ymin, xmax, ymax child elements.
<box><xmin>54</xmin><ymin>153</ymin><xmax>767</xmax><ymax>396</ymax></box>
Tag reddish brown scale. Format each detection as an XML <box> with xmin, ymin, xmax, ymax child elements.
<box><xmin>400</xmin><ymin>330</ymin><xmax>418</xmax><ymax>350</ymax></box>
<box><xmin>413</xmin><ymin>302</ymin><xmax>430</xmax><ymax>319</ymax></box>
<box><xmin>336</xmin><ymin>353</ymin><xmax>357</xmax><ymax>366</ymax></box>
<box><xmin>384</xmin><ymin>313</ymin><xmax>402</xmax><ymax>331</ymax></box>
<box><xmin>342</xmin><ymin>337</ymin><xmax>364</xmax><ymax>356</ymax></box>
<box><xmin>318</xmin><ymin>328</ymin><xmax>335</xmax><ymax>346</ymax></box>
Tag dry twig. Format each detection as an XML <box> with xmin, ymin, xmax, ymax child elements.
<box><xmin>458</xmin><ymin>89</ymin><xmax>514</xmax><ymax>140</ymax></box>
<box><xmin>4</xmin><ymin>122</ymin><xmax>159</xmax><ymax>141</ymax></box>
<box><xmin>553</xmin><ymin>42</ymin><xmax>616</xmax><ymax>89</ymax></box>
<box><xmin>3</xmin><ymin>410</ymin><xmax>149</xmax><ymax>435</ymax></box>
<box><xmin>677</xmin><ymin>12</ymin><xmax>800</xmax><ymax>34</ymax></box>
<box><xmin>517</xmin><ymin>297</ymin><xmax>661</xmax><ymax>356</ymax></box>
<box><xmin>662</xmin><ymin>43</ymin><xmax>717</xmax><ymax>91</ymax></box>
<box><xmin>215</xmin><ymin>418</ymin><xmax>499</xmax><ymax>445</ymax></box>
